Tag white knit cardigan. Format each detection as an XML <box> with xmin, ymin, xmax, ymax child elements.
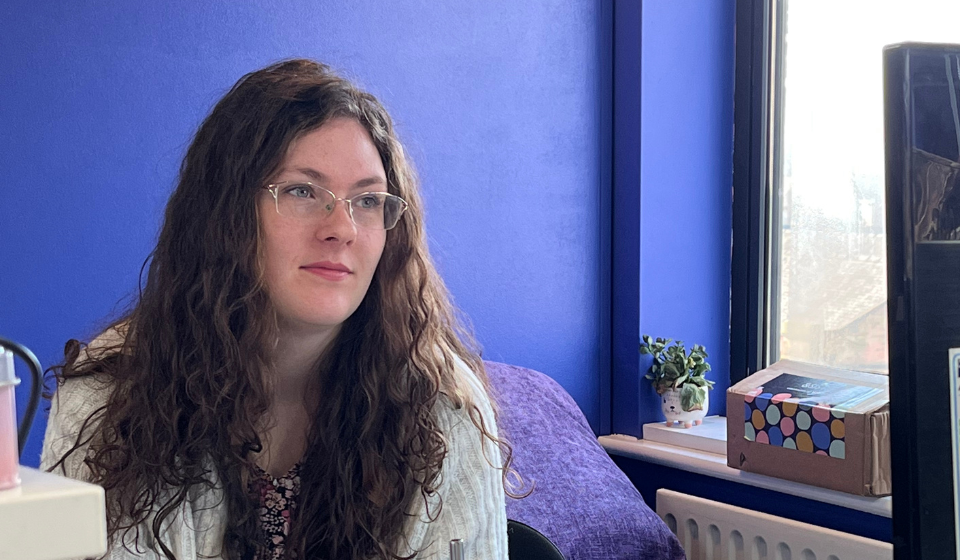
<box><xmin>40</xmin><ymin>353</ymin><xmax>508</xmax><ymax>560</ymax></box>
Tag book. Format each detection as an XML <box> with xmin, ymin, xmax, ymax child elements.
<box><xmin>751</xmin><ymin>373</ymin><xmax>883</xmax><ymax>411</ymax></box>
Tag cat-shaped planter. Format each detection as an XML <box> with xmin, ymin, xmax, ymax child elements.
<box><xmin>661</xmin><ymin>387</ymin><xmax>709</xmax><ymax>428</ymax></box>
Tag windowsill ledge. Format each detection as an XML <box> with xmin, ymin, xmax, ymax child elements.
<box><xmin>599</xmin><ymin>418</ymin><xmax>892</xmax><ymax>518</ymax></box>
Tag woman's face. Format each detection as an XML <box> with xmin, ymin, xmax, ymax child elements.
<box><xmin>259</xmin><ymin>117</ymin><xmax>388</xmax><ymax>336</ymax></box>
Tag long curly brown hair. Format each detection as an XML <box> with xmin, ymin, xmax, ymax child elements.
<box><xmin>46</xmin><ymin>59</ymin><xmax>516</xmax><ymax>560</ymax></box>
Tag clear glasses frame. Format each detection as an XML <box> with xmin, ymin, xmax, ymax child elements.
<box><xmin>262</xmin><ymin>181</ymin><xmax>409</xmax><ymax>231</ymax></box>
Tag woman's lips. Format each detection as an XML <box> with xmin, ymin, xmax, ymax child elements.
<box><xmin>302</xmin><ymin>266</ymin><xmax>351</xmax><ymax>281</ymax></box>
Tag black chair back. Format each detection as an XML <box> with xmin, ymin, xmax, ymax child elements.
<box><xmin>507</xmin><ymin>519</ymin><xmax>565</xmax><ymax>560</ymax></box>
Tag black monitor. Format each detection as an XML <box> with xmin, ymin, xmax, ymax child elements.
<box><xmin>884</xmin><ymin>42</ymin><xmax>960</xmax><ymax>560</ymax></box>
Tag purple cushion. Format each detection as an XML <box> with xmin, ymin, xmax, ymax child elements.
<box><xmin>485</xmin><ymin>361</ymin><xmax>684</xmax><ymax>560</ymax></box>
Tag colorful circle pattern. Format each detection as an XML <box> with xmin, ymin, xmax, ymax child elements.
<box><xmin>743</xmin><ymin>393</ymin><xmax>845</xmax><ymax>459</ymax></box>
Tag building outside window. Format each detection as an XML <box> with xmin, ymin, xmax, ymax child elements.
<box><xmin>773</xmin><ymin>0</ymin><xmax>960</xmax><ymax>374</ymax></box>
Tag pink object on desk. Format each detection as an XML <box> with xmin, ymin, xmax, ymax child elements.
<box><xmin>0</xmin><ymin>347</ymin><xmax>20</xmax><ymax>491</ymax></box>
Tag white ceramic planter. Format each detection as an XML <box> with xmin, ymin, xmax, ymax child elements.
<box><xmin>661</xmin><ymin>387</ymin><xmax>709</xmax><ymax>428</ymax></box>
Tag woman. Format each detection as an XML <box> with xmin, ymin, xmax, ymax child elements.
<box><xmin>41</xmin><ymin>59</ymin><xmax>513</xmax><ymax>560</ymax></box>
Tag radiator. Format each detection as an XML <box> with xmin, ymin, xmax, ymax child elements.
<box><xmin>655</xmin><ymin>489</ymin><xmax>893</xmax><ymax>560</ymax></box>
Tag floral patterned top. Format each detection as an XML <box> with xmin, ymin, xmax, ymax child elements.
<box><xmin>249</xmin><ymin>462</ymin><xmax>302</xmax><ymax>560</ymax></box>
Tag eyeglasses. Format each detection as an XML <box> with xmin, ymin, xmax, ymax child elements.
<box><xmin>262</xmin><ymin>181</ymin><xmax>408</xmax><ymax>231</ymax></box>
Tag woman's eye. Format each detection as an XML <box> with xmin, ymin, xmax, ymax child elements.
<box><xmin>284</xmin><ymin>184</ymin><xmax>315</xmax><ymax>198</ymax></box>
<box><xmin>357</xmin><ymin>195</ymin><xmax>383</xmax><ymax>209</ymax></box>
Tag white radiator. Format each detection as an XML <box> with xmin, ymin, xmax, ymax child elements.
<box><xmin>655</xmin><ymin>489</ymin><xmax>893</xmax><ymax>560</ymax></box>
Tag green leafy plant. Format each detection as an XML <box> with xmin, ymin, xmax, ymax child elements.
<box><xmin>640</xmin><ymin>335</ymin><xmax>715</xmax><ymax>412</ymax></box>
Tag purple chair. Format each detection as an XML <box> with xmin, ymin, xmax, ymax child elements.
<box><xmin>485</xmin><ymin>361</ymin><xmax>685</xmax><ymax>560</ymax></box>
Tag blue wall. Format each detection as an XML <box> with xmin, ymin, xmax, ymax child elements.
<box><xmin>611</xmin><ymin>0</ymin><xmax>736</xmax><ymax>436</ymax></box>
<box><xmin>636</xmin><ymin>0</ymin><xmax>735</xmax><ymax>425</ymax></box>
<box><xmin>0</xmin><ymin>0</ymin><xmax>608</xmax><ymax>467</ymax></box>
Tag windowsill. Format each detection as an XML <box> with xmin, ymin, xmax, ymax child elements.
<box><xmin>599</xmin><ymin>417</ymin><xmax>892</xmax><ymax>518</ymax></box>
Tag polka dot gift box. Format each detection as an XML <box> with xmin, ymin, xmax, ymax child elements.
<box><xmin>727</xmin><ymin>360</ymin><xmax>891</xmax><ymax>497</ymax></box>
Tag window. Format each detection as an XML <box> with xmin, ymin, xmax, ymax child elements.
<box><xmin>731</xmin><ymin>0</ymin><xmax>960</xmax><ymax>381</ymax></box>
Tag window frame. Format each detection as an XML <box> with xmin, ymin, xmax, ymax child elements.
<box><xmin>730</xmin><ymin>0</ymin><xmax>786</xmax><ymax>383</ymax></box>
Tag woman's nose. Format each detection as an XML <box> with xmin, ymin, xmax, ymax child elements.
<box><xmin>317</xmin><ymin>199</ymin><xmax>357</xmax><ymax>241</ymax></box>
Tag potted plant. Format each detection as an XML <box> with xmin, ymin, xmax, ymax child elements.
<box><xmin>640</xmin><ymin>335</ymin><xmax>715</xmax><ymax>428</ymax></box>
